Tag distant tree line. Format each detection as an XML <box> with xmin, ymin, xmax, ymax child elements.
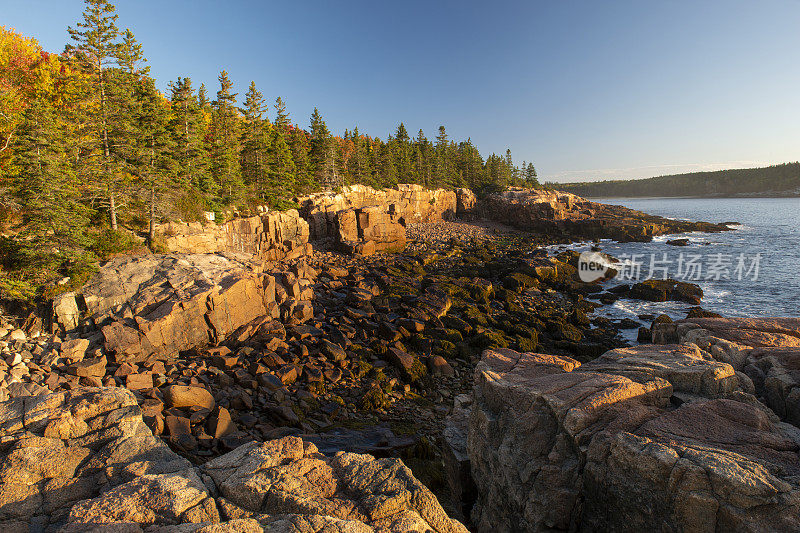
<box><xmin>0</xmin><ymin>0</ymin><xmax>539</xmax><ymax>300</ymax></box>
<box><xmin>553</xmin><ymin>163</ymin><xmax>800</xmax><ymax>198</ymax></box>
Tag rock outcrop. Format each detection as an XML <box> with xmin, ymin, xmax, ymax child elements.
<box><xmin>462</xmin><ymin>346</ymin><xmax>800</xmax><ymax>532</ymax></box>
<box><xmin>53</xmin><ymin>254</ymin><xmax>316</xmax><ymax>360</ymax></box>
<box><xmin>335</xmin><ymin>205</ymin><xmax>407</xmax><ymax>256</ymax></box>
<box><xmin>653</xmin><ymin>317</ymin><xmax>800</xmax><ymax>427</ymax></box>
<box><xmin>455</xmin><ymin>188</ymin><xmax>477</xmax><ymax>219</ymax></box>
<box><xmin>478</xmin><ymin>188</ymin><xmax>730</xmax><ymax>241</ymax></box>
<box><xmin>154</xmin><ymin>209</ymin><xmax>311</xmax><ymax>262</ymax></box>
<box><xmin>0</xmin><ymin>386</ymin><xmax>468</xmax><ymax>532</ymax></box>
<box><xmin>299</xmin><ymin>184</ymin><xmax>457</xmax><ymax>241</ymax></box>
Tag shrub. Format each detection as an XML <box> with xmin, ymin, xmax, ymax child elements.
<box><xmin>90</xmin><ymin>228</ymin><xmax>140</xmax><ymax>261</ymax></box>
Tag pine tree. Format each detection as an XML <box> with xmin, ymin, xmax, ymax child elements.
<box><xmin>15</xmin><ymin>98</ymin><xmax>89</xmax><ymax>270</ymax></box>
<box><xmin>66</xmin><ymin>0</ymin><xmax>123</xmax><ymax>229</ymax></box>
<box><xmin>208</xmin><ymin>70</ymin><xmax>241</xmax><ymax>200</ymax></box>
<box><xmin>240</xmin><ymin>81</ymin><xmax>270</xmax><ymax>199</ymax></box>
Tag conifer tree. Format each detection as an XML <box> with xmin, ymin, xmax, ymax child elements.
<box><xmin>15</xmin><ymin>98</ymin><xmax>89</xmax><ymax>269</ymax></box>
<box><xmin>130</xmin><ymin>77</ymin><xmax>175</xmax><ymax>240</ymax></box>
<box><xmin>240</xmin><ymin>81</ymin><xmax>269</xmax><ymax>199</ymax></box>
<box><xmin>208</xmin><ymin>70</ymin><xmax>242</xmax><ymax>200</ymax></box>
<box><xmin>434</xmin><ymin>125</ymin><xmax>449</xmax><ymax>187</ymax></box>
<box><xmin>525</xmin><ymin>162</ymin><xmax>538</xmax><ymax>186</ymax></box>
<box><xmin>197</xmin><ymin>83</ymin><xmax>209</xmax><ymax>110</ymax></box>
<box><xmin>290</xmin><ymin>129</ymin><xmax>314</xmax><ymax>194</ymax></box>
<box><xmin>309</xmin><ymin>107</ymin><xmax>335</xmax><ymax>189</ymax></box>
<box><xmin>273</xmin><ymin>96</ymin><xmax>290</xmax><ymax>129</ymax></box>
<box><xmin>267</xmin><ymin>126</ymin><xmax>296</xmax><ymax>205</ymax></box>
<box><xmin>168</xmin><ymin>77</ymin><xmax>208</xmax><ymax>192</ymax></box>
<box><xmin>378</xmin><ymin>142</ymin><xmax>397</xmax><ymax>188</ymax></box>
<box><xmin>392</xmin><ymin>123</ymin><xmax>412</xmax><ymax>183</ymax></box>
<box><xmin>66</xmin><ymin>0</ymin><xmax>123</xmax><ymax>229</ymax></box>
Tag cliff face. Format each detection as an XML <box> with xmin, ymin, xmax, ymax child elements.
<box><xmin>298</xmin><ymin>183</ymin><xmax>459</xmax><ymax>241</ymax></box>
<box><xmin>153</xmin><ymin>209</ymin><xmax>311</xmax><ymax>262</ymax></box>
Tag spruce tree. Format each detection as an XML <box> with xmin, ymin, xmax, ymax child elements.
<box><xmin>434</xmin><ymin>125</ymin><xmax>449</xmax><ymax>187</ymax></box>
<box><xmin>66</xmin><ymin>0</ymin><xmax>123</xmax><ymax>229</ymax></box>
<box><xmin>197</xmin><ymin>83</ymin><xmax>209</xmax><ymax>110</ymax></box>
<box><xmin>131</xmin><ymin>77</ymin><xmax>175</xmax><ymax>241</ymax></box>
<box><xmin>208</xmin><ymin>70</ymin><xmax>242</xmax><ymax>200</ymax></box>
<box><xmin>267</xmin><ymin>126</ymin><xmax>296</xmax><ymax>205</ymax></box>
<box><xmin>289</xmin><ymin>129</ymin><xmax>314</xmax><ymax>194</ymax></box>
<box><xmin>392</xmin><ymin>123</ymin><xmax>412</xmax><ymax>183</ymax></box>
<box><xmin>378</xmin><ymin>142</ymin><xmax>397</xmax><ymax>188</ymax></box>
<box><xmin>168</xmin><ymin>77</ymin><xmax>209</xmax><ymax>193</ymax></box>
<box><xmin>525</xmin><ymin>162</ymin><xmax>538</xmax><ymax>186</ymax></box>
<box><xmin>15</xmin><ymin>98</ymin><xmax>89</xmax><ymax>271</ymax></box>
<box><xmin>273</xmin><ymin>96</ymin><xmax>290</xmax><ymax>129</ymax></box>
<box><xmin>309</xmin><ymin>107</ymin><xmax>334</xmax><ymax>189</ymax></box>
<box><xmin>240</xmin><ymin>82</ymin><xmax>270</xmax><ymax>199</ymax></box>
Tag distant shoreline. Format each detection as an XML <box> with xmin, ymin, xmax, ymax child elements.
<box><xmin>583</xmin><ymin>193</ymin><xmax>800</xmax><ymax>200</ymax></box>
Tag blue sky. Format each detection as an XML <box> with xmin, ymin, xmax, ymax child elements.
<box><xmin>3</xmin><ymin>0</ymin><xmax>799</xmax><ymax>182</ymax></box>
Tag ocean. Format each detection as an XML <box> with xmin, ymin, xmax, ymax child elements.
<box><xmin>550</xmin><ymin>197</ymin><xmax>800</xmax><ymax>342</ymax></box>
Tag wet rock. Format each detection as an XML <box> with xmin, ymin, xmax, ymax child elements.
<box><xmin>629</xmin><ymin>278</ymin><xmax>703</xmax><ymax>305</ymax></box>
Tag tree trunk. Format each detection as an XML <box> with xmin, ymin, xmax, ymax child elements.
<box><xmin>98</xmin><ymin>58</ymin><xmax>117</xmax><ymax>230</ymax></box>
<box><xmin>149</xmin><ymin>183</ymin><xmax>156</xmax><ymax>243</ymax></box>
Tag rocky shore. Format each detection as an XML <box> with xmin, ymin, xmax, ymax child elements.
<box><xmin>0</xmin><ymin>184</ymin><xmax>781</xmax><ymax>532</ymax></box>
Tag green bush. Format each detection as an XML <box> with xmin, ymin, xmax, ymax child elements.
<box><xmin>0</xmin><ymin>274</ymin><xmax>36</xmax><ymax>301</ymax></box>
<box><xmin>90</xmin><ymin>228</ymin><xmax>140</xmax><ymax>261</ymax></box>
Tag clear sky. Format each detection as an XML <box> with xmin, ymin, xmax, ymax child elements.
<box><xmin>3</xmin><ymin>0</ymin><xmax>799</xmax><ymax>182</ymax></box>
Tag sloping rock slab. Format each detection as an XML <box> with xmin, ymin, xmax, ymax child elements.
<box><xmin>653</xmin><ymin>317</ymin><xmax>800</xmax><ymax>428</ymax></box>
<box><xmin>82</xmin><ymin>254</ymin><xmax>280</xmax><ymax>361</ymax></box>
<box><xmin>468</xmin><ymin>348</ymin><xmax>800</xmax><ymax>532</ymax></box>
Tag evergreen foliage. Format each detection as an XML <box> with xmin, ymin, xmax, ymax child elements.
<box><xmin>0</xmin><ymin>0</ymin><xmax>541</xmax><ymax>299</ymax></box>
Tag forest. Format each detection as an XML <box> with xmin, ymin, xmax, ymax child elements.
<box><xmin>554</xmin><ymin>163</ymin><xmax>800</xmax><ymax>198</ymax></box>
<box><xmin>0</xmin><ymin>0</ymin><xmax>539</xmax><ymax>302</ymax></box>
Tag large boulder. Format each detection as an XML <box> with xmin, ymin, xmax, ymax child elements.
<box><xmin>466</xmin><ymin>347</ymin><xmax>800</xmax><ymax>532</ymax></box>
<box><xmin>335</xmin><ymin>205</ymin><xmax>407</xmax><ymax>256</ymax></box>
<box><xmin>78</xmin><ymin>254</ymin><xmax>315</xmax><ymax>361</ymax></box>
<box><xmin>203</xmin><ymin>436</ymin><xmax>468</xmax><ymax>532</ymax></box>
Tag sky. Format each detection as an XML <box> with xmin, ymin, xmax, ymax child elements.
<box><xmin>3</xmin><ymin>0</ymin><xmax>799</xmax><ymax>182</ymax></box>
